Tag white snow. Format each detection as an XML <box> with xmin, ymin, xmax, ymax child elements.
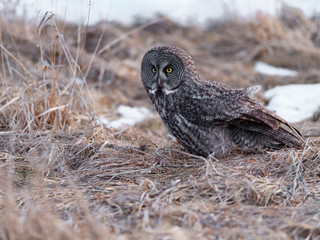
<box><xmin>264</xmin><ymin>84</ymin><xmax>320</xmax><ymax>123</ymax></box>
<box><xmin>254</xmin><ymin>61</ymin><xmax>298</xmax><ymax>77</ymax></box>
<box><xmin>98</xmin><ymin>105</ymin><xmax>154</xmax><ymax>129</ymax></box>
<box><xmin>70</xmin><ymin>77</ymin><xmax>85</xmax><ymax>85</ymax></box>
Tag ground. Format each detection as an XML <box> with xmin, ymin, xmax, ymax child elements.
<box><xmin>0</xmin><ymin>5</ymin><xmax>320</xmax><ymax>240</ymax></box>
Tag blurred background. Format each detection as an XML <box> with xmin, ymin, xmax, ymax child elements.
<box><xmin>6</xmin><ymin>0</ymin><xmax>320</xmax><ymax>26</ymax></box>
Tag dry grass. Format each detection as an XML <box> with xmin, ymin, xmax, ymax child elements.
<box><xmin>1</xmin><ymin>5</ymin><xmax>320</xmax><ymax>240</ymax></box>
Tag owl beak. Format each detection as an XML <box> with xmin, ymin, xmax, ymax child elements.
<box><xmin>157</xmin><ymin>77</ymin><xmax>166</xmax><ymax>89</ymax></box>
<box><xmin>157</xmin><ymin>72</ymin><xmax>166</xmax><ymax>88</ymax></box>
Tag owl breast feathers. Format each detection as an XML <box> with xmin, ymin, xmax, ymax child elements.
<box><xmin>141</xmin><ymin>45</ymin><xmax>304</xmax><ymax>158</ymax></box>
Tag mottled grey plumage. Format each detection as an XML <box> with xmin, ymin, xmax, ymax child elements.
<box><xmin>141</xmin><ymin>46</ymin><xmax>304</xmax><ymax>158</ymax></box>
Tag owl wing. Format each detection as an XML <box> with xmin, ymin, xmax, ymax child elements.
<box><xmin>179</xmin><ymin>89</ymin><xmax>304</xmax><ymax>148</ymax></box>
<box><xmin>179</xmin><ymin>88</ymin><xmax>300</xmax><ymax>133</ymax></box>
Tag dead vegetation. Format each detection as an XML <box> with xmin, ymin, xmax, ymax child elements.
<box><xmin>1</xmin><ymin>5</ymin><xmax>320</xmax><ymax>240</ymax></box>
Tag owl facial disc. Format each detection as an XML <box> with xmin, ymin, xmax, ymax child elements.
<box><xmin>141</xmin><ymin>47</ymin><xmax>185</xmax><ymax>95</ymax></box>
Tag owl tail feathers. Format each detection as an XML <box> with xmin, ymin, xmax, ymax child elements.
<box><xmin>229</xmin><ymin>121</ymin><xmax>304</xmax><ymax>151</ymax></box>
<box><xmin>264</xmin><ymin>125</ymin><xmax>304</xmax><ymax>149</ymax></box>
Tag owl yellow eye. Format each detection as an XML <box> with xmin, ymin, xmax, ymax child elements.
<box><xmin>152</xmin><ymin>67</ymin><xmax>156</xmax><ymax>73</ymax></box>
<box><xmin>166</xmin><ymin>67</ymin><xmax>173</xmax><ymax>73</ymax></box>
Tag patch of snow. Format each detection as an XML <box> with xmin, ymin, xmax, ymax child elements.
<box><xmin>71</xmin><ymin>77</ymin><xmax>85</xmax><ymax>85</ymax></box>
<box><xmin>99</xmin><ymin>105</ymin><xmax>154</xmax><ymax>129</ymax></box>
<box><xmin>254</xmin><ymin>61</ymin><xmax>298</xmax><ymax>77</ymax></box>
<box><xmin>264</xmin><ymin>84</ymin><xmax>320</xmax><ymax>123</ymax></box>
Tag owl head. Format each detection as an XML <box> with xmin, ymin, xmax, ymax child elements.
<box><xmin>141</xmin><ymin>46</ymin><xmax>196</xmax><ymax>94</ymax></box>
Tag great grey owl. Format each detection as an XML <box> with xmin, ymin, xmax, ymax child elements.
<box><xmin>141</xmin><ymin>46</ymin><xmax>304</xmax><ymax>158</ymax></box>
